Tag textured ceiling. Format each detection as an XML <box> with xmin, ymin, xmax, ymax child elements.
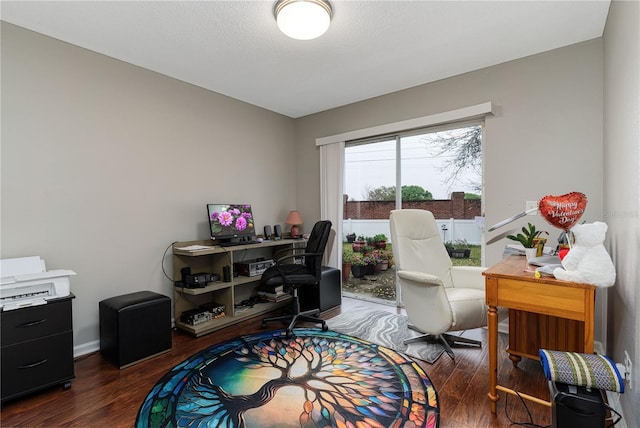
<box><xmin>1</xmin><ymin>1</ymin><xmax>611</xmax><ymax>118</ymax></box>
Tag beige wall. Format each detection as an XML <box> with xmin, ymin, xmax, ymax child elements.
<box><xmin>3</xmin><ymin>16</ymin><xmax>636</xmax><ymax>423</ymax></box>
<box><xmin>603</xmin><ymin>0</ymin><xmax>640</xmax><ymax>424</ymax></box>
<box><xmin>295</xmin><ymin>39</ymin><xmax>608</xmax><ymax>352</ymax></box>
<box><xmin>1</xmin><ymin>23</ymin><xmax>296</xmax><ymax>349</ymax></box>
<box><xmin>296</xmin><ymin>39</ymin><xmax>604</xmax><ymax>267</ymax></box>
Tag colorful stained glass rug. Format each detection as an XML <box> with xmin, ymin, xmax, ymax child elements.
<box><xmin>136</xmin><ymin>328</ymin><xmax>439</xmax><ymax>428</ymax></box>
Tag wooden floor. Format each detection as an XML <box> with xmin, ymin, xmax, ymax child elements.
<box><xmin>0</xmin><ymin>298</ymin><xmax>551</xmax><ymax>427</ymax></box>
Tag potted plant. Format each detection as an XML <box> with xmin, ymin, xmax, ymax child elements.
<box><xmin>444</xmin><ymin>241</ymin><xmax>455</xmax><ymax>257</ymax></box>
<box><xmin>507</xmin><ymin>223</ymin><xmax>548</xmax><ymax>260</ymax></box>
<box><xmin>349</xmin><ymin>253</ymin><xmax>368</xmax><ymax>278</ymax></box>
<box><xmin>363</xmin><ymin>253</ymin><xmax>378</xmax><ymax>275</ymax></box>
<box><xmin>345</xmin><ymin>233</ymin><xmax>356</xmax><ymax>243</ymax></box>
<box><xmin>352</xmin><ymin>235</ymin><xmax>367</xmax><ymax>253</ymax></box>
<box><xmin>373</xmin><ymin>249</ymin><xmax>390</xmax><ymax>271</ymax></box>
<box><xmin>342</xmin><ymin>248</ymin><xmax>355</xmax><ymax>282</ymax></box>
<box><xmin>372</xmin><ymin>233</ymin><xmax>388</xmax><ymax>250</ymax></box>
<box><xmin>449</xmin><ymin>239</ymin><xmax>471</xmax><ymax>259</ymax></box>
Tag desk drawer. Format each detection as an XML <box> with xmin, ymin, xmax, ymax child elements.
<box><xmin>1</xmin><ymin>331</ymin><xmax>74</xmax><ymax>401</ymax></box>
<box><xmin>1</xmin><ymin>299</ymin><xmax>72</xmax><ymax>346</ymax></box>
<box><xmin>493</xmin><ymin>278</ymin><xmax>589</xmax><ymax>321</ymax></box>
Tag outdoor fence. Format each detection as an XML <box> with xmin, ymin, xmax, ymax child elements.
<box><xmin>342</xmin><ymin>218</ymin><xmax>484</xmax><ymax>245</ymax></box>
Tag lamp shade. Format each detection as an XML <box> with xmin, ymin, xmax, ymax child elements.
<box><xmin>275</xmin><ymin>0</ymin><xmax>332</xmax><ymax>40</ymax></box>
<box><xmin>285</xmin><ymin>210</ymin><xmax>303</xmax><ymax>225</ymax></box>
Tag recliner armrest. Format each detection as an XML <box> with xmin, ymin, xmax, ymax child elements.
<box><xmin>450</xmin><ymin>266</ymin><xmax>486</xmax><ymax>290</ymax></box>
<box><xmin>397</xmin><ymin>270</ymin><xmax>444</xmax><ymax>287</ymax></box>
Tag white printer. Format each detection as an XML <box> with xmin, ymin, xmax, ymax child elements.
<box><xmin>0</xmin><ymin>256</ymin><xmax>75</xmax><ymax>311</ymax></box>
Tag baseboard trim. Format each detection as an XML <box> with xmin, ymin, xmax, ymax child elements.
<box><xmin>74</xmin><ymin>317</ymin><xmax>176</xmax><ymax>359</ymax></box>
<box><xmin>74</xmin><ymin>340</ymin><xmax>100</xmax><ymax>358</ymax></box>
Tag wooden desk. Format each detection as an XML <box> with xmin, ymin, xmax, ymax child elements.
<box><xmin>483</xmin><ymin>256</ymin><xmax>596</xmax><ymax>413</ymax></box>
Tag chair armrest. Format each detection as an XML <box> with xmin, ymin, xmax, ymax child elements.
<box><xmin>450</xmin><ymin>266</ymin><xmax>486</xmax><ymax>290</ymax></box>
<box><xmin>275</xmin><ymin>251</ymin><xmax>322</xmax><ymax>264</ymax></box>
<box><xmin>397</xmin><ymin>270</ymin><xmax>444</xmax><ymax>287</ymax></box>
<box><xmin>272</xmin><ymin>247</ymin><xmax>299</xmax><ymax>259</ymax></box>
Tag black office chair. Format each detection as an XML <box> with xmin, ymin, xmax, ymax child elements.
<box><xmin>261</xmin><ymin>220</ymin><xmax>332</xmax><ymax>338</ymax></box>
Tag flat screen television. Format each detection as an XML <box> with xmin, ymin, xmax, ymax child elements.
<box><xmin>207</xmin><ymin>204</ymin><xmax>256</xmax><ymax>242</ymax></box>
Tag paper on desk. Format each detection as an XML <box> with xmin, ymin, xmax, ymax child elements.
<box><xmin>175</xmin><ymin>245</ymin><xmax>214</xmax><ymax>251</ymax></box>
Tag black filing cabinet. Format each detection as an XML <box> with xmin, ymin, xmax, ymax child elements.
<box><xmin>300</xmin><ymin>267</ymin><xmax>342</xmax><ymax>312</ymax></box>
<box><xmin>1</xmin><ymin>295</ymin><xmax>75</xmax><ymax>402</ymax></box>
<box><xmin>99</xmin><ymin>291</ymin><xmax>171</xmax><ymax>369</ymax></box>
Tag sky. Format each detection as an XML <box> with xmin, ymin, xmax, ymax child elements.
<box><xmin>344</xmin><ymin>130</ymin><xmax>481</xmax><ymax>201</ymax></box>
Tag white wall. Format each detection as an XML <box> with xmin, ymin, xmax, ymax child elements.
<box><xmin>603</xmin><ymin>1</ymin><xmax>640</xmax><ymax>425</ymax></box>
<box><xmin>1</xmin><ymin>23</ymin><xmax>296</xmax><ymax>350</ymax></box>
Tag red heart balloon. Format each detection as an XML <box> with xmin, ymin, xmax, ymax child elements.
<box><xmin>538</xmin><ymin>192</ymin><xmax>587</xmax><ymax>231</ymax></box>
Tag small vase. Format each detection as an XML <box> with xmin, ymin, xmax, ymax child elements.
<box><xmin>524</xmin><ymin>248</ymin><xmax>538</xmax><ymax>263</ymax></box>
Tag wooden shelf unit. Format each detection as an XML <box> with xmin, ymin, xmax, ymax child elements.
<box><xmin>172</xmin><ymin>239</ymin><xmax>304</xmax><ymax>337</ymax></box>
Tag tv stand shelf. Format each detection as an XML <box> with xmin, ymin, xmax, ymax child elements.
<box><xmin>172</xmin><ymin>238</ymin><xmax>303</xmax><ymax>337</ymax></box>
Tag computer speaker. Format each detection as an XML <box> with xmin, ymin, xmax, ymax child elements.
<box><xmin>263</xmin><ymin>225</ymin><xmax>272</xmax><ymax>239</ymax></box>
<box><xmin>274</xmin><ymin>224</ymin><xmax>282</xmax><ymax>240</ymax></box>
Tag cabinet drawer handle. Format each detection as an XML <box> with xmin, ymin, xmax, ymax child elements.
<box><xmin>18</xmin><ymin>359</ymin><xmax>48</xmax><ymax>369</ymax></box>
<box><xmin>18</xmin><ymin>319</ymin><xmax>46</xmax><ymax>327</ymax></box>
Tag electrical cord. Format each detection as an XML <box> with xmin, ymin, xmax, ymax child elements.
<box><xmin>604</xmin><ymin>402</ymin><xmax>622</xmax><ymax>427</ymax></box>
<box><xmin>504</xmin><ymin>391</ymin><xmax>550</xmax><ymax>428</ymax></box>
<box><xmin>162</xmin><ymin>241</ymin><xmax>178</xmax><ymax>282</ymax></box>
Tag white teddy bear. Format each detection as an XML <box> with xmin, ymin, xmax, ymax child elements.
<box><xmin>553</xmin><ymin>222</ymin><xmax>616</xmax><ymax>287</ymax></box>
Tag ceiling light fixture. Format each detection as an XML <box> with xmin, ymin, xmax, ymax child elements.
<box><xmin>275</xmin><ymin>0</ymin><xmax>332</xmax><ymax>41</ymax></box>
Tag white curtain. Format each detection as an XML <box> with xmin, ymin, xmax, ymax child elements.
<box><xmin>319</xmin><ymin>141</ymin><xmax>344</xmax><ymax>268</ymax></box>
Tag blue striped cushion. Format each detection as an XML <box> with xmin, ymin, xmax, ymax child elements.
<box><xmin>539</xmin><ymin>349</ymin><xmax>624</xmax><ymax>393</ymax></box>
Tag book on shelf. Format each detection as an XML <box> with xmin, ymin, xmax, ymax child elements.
<box><xmin>257</xmin><ymin>290</ymin><xmax>291</xmax><ymax>302</ymax></box>
<box><xmin>259</xmin><ymin>284</ymin><xmax>285</xmax><ymax>294</ymax></box>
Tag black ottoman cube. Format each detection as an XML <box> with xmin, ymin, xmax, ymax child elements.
<box><xmin>99</xmin><ymin>291</ymin><xmax>171</xmax><ymax>368</ymax></box>
<box><xmin>299</xmin><ymin>266</ymin><xmax>342</xmax><ymax>312</ymax></box>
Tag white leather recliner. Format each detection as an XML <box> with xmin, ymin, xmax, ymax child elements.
<box><xmin>389</xmin><ymin>209</ymin><xmax>489</xmax><ymax>359</ymax></box>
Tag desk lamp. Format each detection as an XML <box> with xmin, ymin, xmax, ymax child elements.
<box><xmin>285</xmin><ymin>210</ymin><xmax>303</xmax><ymax>238</ymax></box>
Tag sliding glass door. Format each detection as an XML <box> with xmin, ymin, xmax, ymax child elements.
<box><xmin>341</xmin><ymin>123</ymin><xmax>483</xmax><ymax>306</ymax></box>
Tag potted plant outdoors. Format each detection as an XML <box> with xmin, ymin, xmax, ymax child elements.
<box><xmin>507</xmin><ymin>223</ymin><xmax>548</xmax><ymax>261</ymax></box>
<box><xmin>342</xmin><ymin>248</ymin><xmax>355</xmax><ymax>283</ymax></box>
<box><xmin>444</xmin><ymin>241</ymin><xmax>455</xmax><ymax>257</ymax></box>
<box><xmin>372</xmin><ymin>233</ymin><xmax>388</xmax><ymax>250</ymax></box>
<box><xmin>352</xmin><ymin>235</ymin><xmax>367</xmax><ymax>253</ymax></box>
<box><xmin>373</xmin><ymin>249</ymin><xmax>391</xmax><ymax>272</ymax></box>
<box><xmin>449</xmin><ymin>239</ymin><xmax>471</xmax><ymax>259</ymax></box>
<box><xmin>363</xmin><ymin>253</ymin><xmax>378</xmax><ymax>276</ymax></box>
<box><xmin>365</xmin><ymin>236</ymin><xmax>376</xmax><ymax>248</ymax></box>
<box><xmin>345</xmin><ymin>233</ymin><xmax>356</xmax><ymax>243</ymax></box>
<box><xmin>350</xmin><ymin>253</ymin><xmax>368</xmax><ymax>278</ymax></box>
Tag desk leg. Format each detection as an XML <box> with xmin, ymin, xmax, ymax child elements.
<box><xmin>488</xmin><ymin>304</ymin><xmax>499</xmax><ymax>414</ymax></box>
<box><xmin>509</xmin><ymin>354</ymin><xmax>522</xmax><ymax>367</ymax></box>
